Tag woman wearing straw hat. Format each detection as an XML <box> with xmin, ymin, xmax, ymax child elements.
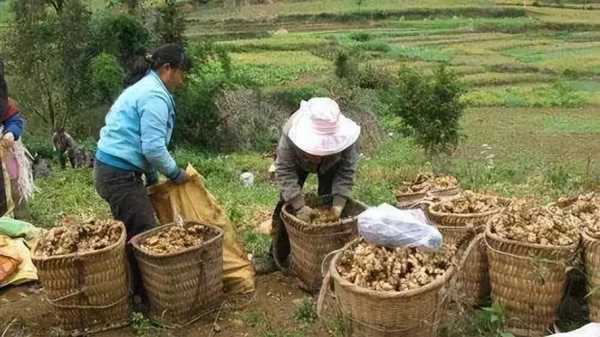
<box><xmin>269</xmin><ymin>97</ymin><xmax>361</xmax><ymax>271</ymax></box>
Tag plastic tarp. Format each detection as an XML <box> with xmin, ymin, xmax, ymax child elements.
<box><xmin>148</xmin><ymin>165</ymin><xmax>255</xmax><ymax>294</ymax></box>
<box><xmin>546</xmin><ymin>323</ymin><xmax>600</xmax><ymax>337</ymax></box>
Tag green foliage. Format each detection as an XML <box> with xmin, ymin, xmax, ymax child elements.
<box><xmin>243</xmin><ymin>230</ymin><xmax>271</xmax><ymax>257</ymax></box>
<box><xmin>293</xmin><ymin>297</ymin><xmax>317</xmax><ymax>325</ymax></box>
<box><xmin>155</xmin><ymin>0</ymin><xmax>186</xmax><ymax>45</ymax></box>
<box><xmin>463</xmin><ymin>81</ymin><xmax>588</xmax><ymax>108</ymax></box>
<box><xmin>478</xmin><ymin>304</ymin><xmax>515</xmax><ymax>337</ymax></box>
<box><xmin>349</xmin><ymin>31</ymin><xmax>371</xmax><ymax>42</ymax></box>
<box><xmin>334</xmin><ymin>50</ymin><xmax>357</xmax><ymax>80</ymax></box>
<box><xmin>26</xmin><ymin>169</ymin><xmax>109</xmax><ymax>227</ymax></box>
<box><xmin>271</xmin><ymin>85</ymin><xmax>329</xmax><ymax>109</ymax></box>
<box><xmin>4</xmin><ymin>0</ymin><xmax>93</xmax><ymax>131</ymax></box>
<box><xmin>174</xmin><ymin>42</ymin><xmax>236</xmax><ymax>149</ymax></box>
<box><xmin>131</xmin><ymin>312</ymin><xmax>152</xmax><ymax>336</ymax></box>
<box><xmin>90</xmin><ymin>53</ymin><xmax>125</xmax><ymax>104</ymax></box>
<box><xmin>90</xmin><ymin>12</ymin><xmax>151</xmax><ymax>67</ymax></box>
<box><xmin>387</xmin><ymin>65</ymin><xmax>465</xmax><ymax>156</ymax></box>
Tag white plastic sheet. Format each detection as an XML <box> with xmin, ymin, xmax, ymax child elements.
<box><xmin>358</xmin><ymin>203</ymin><xmax>442</xmax><ymax>250</ymax></box>
<box><xmin>546</xmin><ymin>323</ymin><xmax>600</xmax><ymax>337</ymax></box>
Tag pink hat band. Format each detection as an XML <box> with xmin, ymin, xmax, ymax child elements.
<box><xmin>311</xmin><ymin>117</ymin><xmax>340</xmax><ymax>135</ymax></box>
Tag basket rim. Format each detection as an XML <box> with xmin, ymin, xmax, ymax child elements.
<box><xmin>32</xmin><ymin>221</ymin><xmax>127</xmax><ymax>262</ymax></box>
<box><xmin>485</xmin><ymin>223</ymin><xmax>580</xmax><ymax>253</ymax></box>
<box><xmin>329</xmin><ymin>238</ymin><xmax>455</xmax><ymax>298</ymax></box>
<box><xmin>428</xmin><ymin>207</ymin><xmax>502</xmax><ymax>220</ymax></box>
<box><xmin>130</xmin><ymin>221</ymin><xmax>224</xmax><ymax>258</ymax></box>
<box><xmin>395</xmin><ymin>186</ymin><xmax>461</xmax><ymax>198</ymax></box>
<box><xmin>282</xmin><ymin>198</ymin><xmax>368</xmax><ymax>227</ymax></box>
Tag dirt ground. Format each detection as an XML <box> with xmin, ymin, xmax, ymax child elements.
<box><xmin>0</xmin><ymin>272</ymin><xmax>335</xmax><ymax>337</ymax></box>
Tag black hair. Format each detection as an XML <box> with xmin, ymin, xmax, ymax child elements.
<box><xmin>124</xmin><ymin>43</ymin><xmax>193</xmax><ymax>88</ymax></box>
<box><xmin>0</xmin><ymin>58</ymin><xmax>7</xmax><ymax>116</ymax></box>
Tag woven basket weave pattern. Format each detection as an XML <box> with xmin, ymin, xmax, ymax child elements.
<box><xmin>281</xmin><ymin>196</ymin><xmax>367</xmax><ymax>292</ymax></box>
<box><xmin>485</xmin><ymin>226</ymin><xmax>578</xmax><ymax>337</ymax></box>
<box><xmin>131</xmin><ymin>222</ymin><xmax>224</xmax><ymax>327</ymax></box>
<box><xmin>32</xmin><ymin>222</ymin><xmax>129</xmax><ymax>335</ymax></box>
<box><xmin>583</xmin><ymin>230</ymin><xmax>600</xmax><ymax>321</ymax></box>
<box><xmin>453</xmin><ymin>234</ymin><xmax>490</xmax><ymax>306</ymax></box>
<box><xmin>329</xmin><ymin>239</ymin><xmax>455</xmax><ymax>337</ymax></box>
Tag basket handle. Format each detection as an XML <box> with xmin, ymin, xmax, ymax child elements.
<box><xmin>316</xmin><ymin>271</ymin><xmax>332</xmax><ymax>318</ymax></box>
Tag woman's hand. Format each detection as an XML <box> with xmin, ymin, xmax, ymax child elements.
<box><xmin>1</xmin><ymin>132</ymin><xmax>15</xmax><ymax>149</ymax></box>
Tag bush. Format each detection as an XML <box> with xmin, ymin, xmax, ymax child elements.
<box><xmin>355</xmin><ymin>63</ymin><xmax>394</xmax><ymax>90</ymax></box>
<box><xmin>173</xmin><ymin>42</ymin><xmax>236</xmax><ymax>149</ymax></box>
<box><xmin>349</xmin><ymin>32</ymin><xmax>372</xmax><ymax>42</ymax></box>
<box><xmin>90</xmin><ymin>13</ymin><xmax>151</xmax><ymax>68</ymax></box>
<box><xmin>90</xmin><ymin>53</ymin><xmax>125</xmax><ymax>104</ymax></box>
<box><xmin>271</xmin><ymin>85</ymin><xmax>329</xmax><ymax>109</ymax></box>
<box><xmin>334</xmin><ymin>50</ymin><xmax>358</xmax><ymax>80</ymax></box>
<box><xmin>155</xmin><ymin>0</ymin><xmax>186</xmax><ymax>44</ymax></box>
<box><xmin>387</xmin><ymin>65</ymin><xmax>465</xmax><ymax>156</ymax></box>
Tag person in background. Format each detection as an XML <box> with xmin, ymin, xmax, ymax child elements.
<box><xmin>94</xmin><ymin>43</ymin><xmax>192</xmax><ymax>297</ymax></box>
<box><xmin>0</xmin><ymin>58</ymin><xmax>33</xmax><ymax>217</ymax></box>
<box><xmin>269</xmin><ymin>97</ymin><xmax>361</xmax><ymax>271</ymax></box>
<box><xmin>52</xmin><ymin>128</ymin><xmax>77</xmax><ymax>169</ymax></box>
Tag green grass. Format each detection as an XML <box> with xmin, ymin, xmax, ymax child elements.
<box><xmin>231</xmin><ymin>51</ymin><xmax>330</xmax><ymax>86</ymax></box>
<box><xmin>0</xmin><ymin>0</ymin><xmax>13</xmax><ymax>24</ymax></box>
<box><xmin>187</xmin><ymin>1</ymin><xmax>509</xmax><ymax>21</ymax></box>
<box><xmin>542</xmin><ymin>115</ymin><xmax>600</xmax><ymax>135</ymax></box>
<box><xmin>462</xmin><ymin>81</ymin><xmax>590</xmax><ymax>108</ymax></box>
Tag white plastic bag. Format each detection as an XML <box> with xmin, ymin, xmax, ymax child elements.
<box><xmin>546</xmin><ymin>323</ymin><xmax>600</xmax><ymax>337</ymax></box>
<box><xmin>358</xmin><ymin>204</ymin><xmax>443</xmax><ymax>250</ymax></box>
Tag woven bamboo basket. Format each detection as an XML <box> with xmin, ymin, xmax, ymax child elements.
<box><xmin>32</xmin><ymin>222</ymin><xmax>129</xmax><ymax>336</ymax></box>
<box><xmin>325</xmin><ymin>239</ymin><xmax>455</xmax><ymax>337</ymax></box>
<box><xmin>281</xmin><ymin>195</ymin><xmax>367</xmax><ymax>293</ymax></box>
<box><xmin>131</xmin><ymin>222</ymin><xmax>224</xmax><ymax>327</ymax></box>
<box><xmin>582</xmin><ymin>229</ymin><xmax>600</xmax><ymax>321</ymax></box>
<box><xmin>395</xmin><ymin>187</ymin><xmax>461</xmax><ymax>209</ymax></box>
<box><xmin>485</xmin><ymin>224</ymin><xmax>579</xmax><ymax>337</ymax></box>
<box><xmin>453</xmin><ymin>234</ymin><xmax>490</xmax><ymax>306</ymax></box>
<box><xmin>427</xmin><ymin>198</ymin><xmax>508</xmax><ymax>229</ymax></box>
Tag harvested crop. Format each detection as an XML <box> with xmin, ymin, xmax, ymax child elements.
<box><xmin>433</xmin><ymin>191</ymin><xmax>507</xmax><ymax>214</ymax></box>
<box><xmin>398</xmin><ymin>173</ymin><xmax>458</xmax><ymax>194</ymax></box>
<box><xmin>37</xmin><ymin>219</ymin><xmax>122</xmax><ymax>257</ymax></box>
<box><xmin>490</xmin><ymin>200</ymin><xmax>580</xmax><ymax>246</ymax></box>
<box><xmin>555</xmin><ymin>193</ymin><xmax>600</xmax><ymax>236</ymax></box>
<box><xmin>337</xmin><ymin>239</ymin><xmax>456</xmax><ymax>292</ymax></box>
<box><xmin>311</xmin><ymin>208</ymin><xmax>341</xmax><ymax>224</ymax></box>
<box><xmin>140</xmin><ymin>224</ymin><xmax>217</xmax><ymax>254</ymax></box>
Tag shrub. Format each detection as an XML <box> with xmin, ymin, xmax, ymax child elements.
<box><xmin>173</xmin><ymin>42</ymin><xmax>236</xmax><ymax>150</ymax></box>
<box><xmin>90</xmin><ymin>53</ymin><xmax>125</xmax><ymax>104</ymax></box>
<box><xmin>155</xmin><ymin>0</ymin><xmax>186</xmax><ymax>44</ymax></box>
<box><xmin>387</xmin><ymin>65</ymin><xmax>465</xmax><ymax>156</ymax></box>
<box><xmin>90</xmin><ymin>13</ymin><xmax>151</xmax><ymax>68</ymax></box>
<box><xmin>334</xmin><ymin>50</ymin><xmax>358</xmax><ymax>80</ymax></box>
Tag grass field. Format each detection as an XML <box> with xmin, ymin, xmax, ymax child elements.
<box><xmin>3</xmin><ymin>0</ymin><xmax>600</xmax><ymax>336</ymax></box>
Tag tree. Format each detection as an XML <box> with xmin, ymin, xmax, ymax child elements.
<box><xmin>3</xmin><ymin>0</ymin><xmax>92</xmax><ymax>132</ymax></box>
<box><xmin>155</xmin><ymin>0</ymin><xmax>186</xmax><ymax>45</ymax></box>
<box><xmin>387</xmin><ymin>65</ymin><xmax>465</xmax><ymax>157</ymax></box>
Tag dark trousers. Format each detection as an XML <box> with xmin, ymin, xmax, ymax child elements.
<box><xmin>271</xmin><ymin>166</ymin><xmax>336</xmax><ymax>270</ymax></box>
<box><xmin>94</xmin><ymin>161</ymin><xmax>157</xmax><ymax>295</ymax></box>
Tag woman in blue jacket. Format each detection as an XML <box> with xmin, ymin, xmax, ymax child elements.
<box><xmin>94</xmin><ymin>44</ymin><xmax>191</xmax><ymax>294</ymax></box>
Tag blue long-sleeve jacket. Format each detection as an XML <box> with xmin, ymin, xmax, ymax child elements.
<box><xmin>3</xmin><ymin>113</ymin><xmax>24</xmax><ymax>140</ymax></box>
<box><xmin>2</xmin><ymin>98</ymin><xmax>25</xmax><ymax>140</ymax></box>
<box><xmin>96</xmin><ymin>70</ymin><xmax>178</xmax><ymax>179</ymax></box>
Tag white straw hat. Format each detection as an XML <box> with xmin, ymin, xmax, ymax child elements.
<box><xmin>287</xmin><ymin>97</ymin><xmax>361</xmax><ymax>156</ymax></box>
